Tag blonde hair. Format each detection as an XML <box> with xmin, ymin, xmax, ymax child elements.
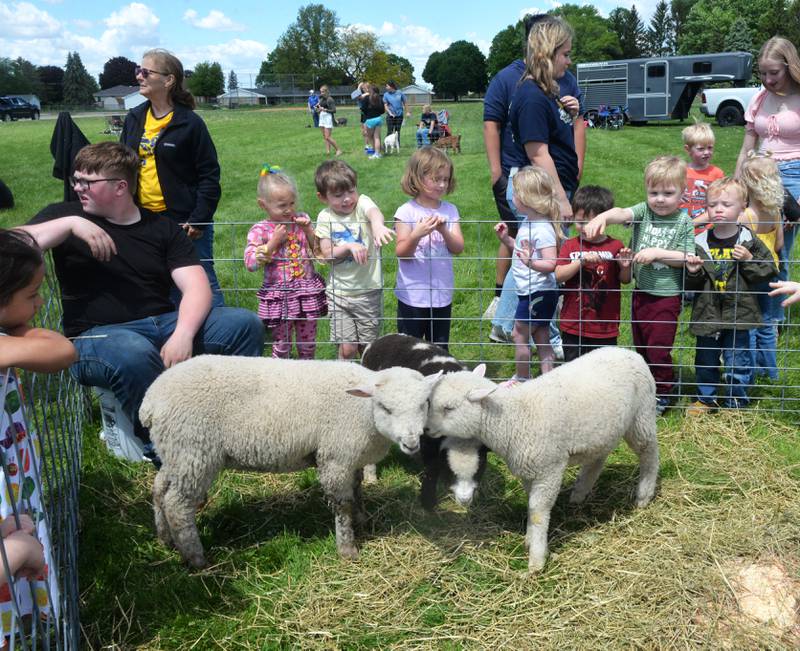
<box><xmin>759</xmin><ymin>36</ymin><xmax>800</xmax><ymax>89</ymax></box>
<box><xmin>401</xmin><ymin>147</ymin><xmax>456</xmax><ymax>197</ymax></box>
<box><xmin>257</xmin><ymin>169</ymin><xmax>297</xmax><ymax>203</ymax></box>
<box><xmin>142</xmin><ymin>48</ymin><xmax>195</xmax><ymax>109</ymax></box>
<box><xmin>706</xmin><ymin>177</ymin><xmax>748</xmax><ymax>205</ymax></box>
<box><xmin>682</xmin><ymin>122</ymin><xmax>715</xmax><ymax>148</ymax></box>
<box><xmin>523</xmin><ymin>17</ymin><xmax>574</xmax><ymax>97</ymax></box>
<box><xmin>739</xmin><ymin>154</ymin><xmax>784</xmax><ymax>218</ymax></box>
<box><xmin>511</xmin><ymin>166</ymin><xmax>561</xmax><ymax>241</ymax></box>
<box><xmin>644</xmin><ymin>156</ymin><xmax>687</xmax><ymax>191</ymax></box>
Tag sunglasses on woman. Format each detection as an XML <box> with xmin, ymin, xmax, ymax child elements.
<box><xmin>135</xmin><ymin>66</ymin><xmax>169</xmax><ymax>79</ymax></box>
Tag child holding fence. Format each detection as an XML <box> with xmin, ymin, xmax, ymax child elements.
<box><xmin>584</xmin><ymin>156</ymin><xmax>695</xmax><ymax>414</ymax></box>
<box><xmin>394</xmin><ymin>147</ymin><xmax>464</xmax><ymax>351</ymax></box>
<box><xmin>493</xmin><ymin>166</ymin><xmax>561</xmax><ymax>384</ymax></box>
<box><xmin>683</xmin><ymin>178</ymin><xmax>776</xmax><ymax>414</ymax></box>
<box><xmin>556</xmin><ymin>186</ymin><xmax>632</xmax><ymax>362</ymax></box>
<box><xmin>0</xmin><ymin>229</ymin><xmax>76</xmax><ymax>632</ymax></box>
<box><xmin>738</xmin><ymin>154</ymin><xmax>785</xmax><ymax>380</ymax></box>
<box><xmin>244</xmin><ymin>166</ymin><xmax>327</xmax><ymax>359</ymax></box>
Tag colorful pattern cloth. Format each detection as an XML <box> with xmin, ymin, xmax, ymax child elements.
<box><xmin>0</xmin><ymin>364</ymin><xmax>58</xmax><ymax>637</ymax></box>
<box><xmin>244</xmin><ymin>217</ymin><xmax>327</xmax><ymax>328</ymax></box>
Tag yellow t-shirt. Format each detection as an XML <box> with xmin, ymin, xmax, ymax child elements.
<box><xmin>742</xmin><ymin>207</ymin><xmax>780</xmax><ymax>266</ymax></box>
<box><xmin>137</xmin><ymin>109</ymin><xmax>173</xmax><ymax>212</ymax></box>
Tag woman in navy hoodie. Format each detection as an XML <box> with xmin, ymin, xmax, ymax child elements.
<box><xmin>122</xmin><ymin>48</ymin><xmax>224</xmax><ymax>305</ymax></box>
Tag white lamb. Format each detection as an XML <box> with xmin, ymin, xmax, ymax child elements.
<box><xmin>139</xmin><ymin>355</ymin><xmax>441</xmax><ymax>568</ymax></box>
<box><xmin>425</xmin><ymin>346</ymin><xmax>659</xmax><ymax>572</ymax></box>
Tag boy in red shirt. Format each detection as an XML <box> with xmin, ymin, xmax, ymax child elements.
<box><xmin>680</xmin><ymin>122</ymin><xmax>725</xmax><ymax>233</ymax></box>
<box><xmin>556</xmin><ymin>186</ymin><xmax>632</xmax><ymax>362</ymax></box>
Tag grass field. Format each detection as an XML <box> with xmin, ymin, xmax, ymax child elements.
<box><xmin>1</xmin><ymin>104</ymin><xmax>799</xmax><ymax>648</ymax></box>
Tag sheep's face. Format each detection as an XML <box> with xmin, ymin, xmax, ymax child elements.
<box><xmin>346</xmin><ymin>367</ymin><xmax>441</xmax><ymax>455</ymax></box>
<box><xmin>426</xmin><ymin>366</ymin><xmax>497</xmax><ymax>441</ymax></box>
<box><xmin>443</xmin><ymin>437</ymin><xmax>482</xmax><ymax>506</ymax></box>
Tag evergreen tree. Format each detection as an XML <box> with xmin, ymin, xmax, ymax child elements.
<box><xmin>37</xmin><ymin>65</ymin><xmax>64</xmax><ymax>105</ymax></box>
<box><xmin>227</xmin><ymin>70</ymin><xmax>238</xmax><ymax>92</ymax></box>
<box><xmin>255</xmin><ymin>60</ymin><xmax>273</xmax><ymax>87</ymax></box>
<box><xmin>63</xmin><ymin>52</ymin><xmax>98</xmax><ymax>106</ymax></box>
<box><xmin>646</xmin><ymin>1</ymin><xmax>674</xmax><ymax>56</ymax></box>
<box><xmin>671</xmin><ymin>0</ymin><xmax>698</xmax><ymax>52</ymax></box>
<box><xmin>723</xmin><ymin>17</ymin><xmax>754</xmax><ymax>55</ymax></box>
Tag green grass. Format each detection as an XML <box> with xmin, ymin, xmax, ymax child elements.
<box><xmin>2</xmin><ymin>106</ymin><xmax>799</xmax><ymax>648</ymax></box>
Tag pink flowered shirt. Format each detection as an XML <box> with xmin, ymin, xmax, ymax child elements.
<box><xmin>244</xmin><ymin>216</ymin><xmax>317</xmax><ymax>284</ymax></box>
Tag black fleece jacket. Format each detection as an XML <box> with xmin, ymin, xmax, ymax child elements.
<box><xmin>121</xmin><ymin>101</ymin><xmax>221</xmax><ymax>227</ymax></box>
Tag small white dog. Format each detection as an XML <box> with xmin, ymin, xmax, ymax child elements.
<box><xmin>384</xmin><ymin>132</ymin><xmax>400</xmax><ymax>153</ymax></box>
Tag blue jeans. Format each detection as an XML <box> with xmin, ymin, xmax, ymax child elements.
<box><xmin>695</xmin><ymin>329</ymin><xmax>752</xmax><ymax>407</ymax></box>
<box><xmin>71</xmin><ymin>307</ymin><xmax>264</xmax><ymax>444</ymax></box>
<box><xmin>491</xmin><ymin>170</ymin><xmax>562</xmax><ymax>347</ymax></box>
<box><xmin>416</xmin><ymin>127</ymin><xmax>431</xmax><ymax>146</ymax></box>
<box><xmin>749</xmin><ymin>282</ymin><xmax>781</xmax><ymax>380</ymax></box>
<box><xmin>777</xmin><ymin>160</ymin><xmax>800</xmax><ymax>321</ymax></box>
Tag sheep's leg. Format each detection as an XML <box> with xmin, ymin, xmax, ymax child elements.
<box><xmin>319</xmin><ymin>464</ymin><xmax>359</xmax><ymax>559</ymax></box>
<box><xmin>525</xmin><ymin>470</ymin><xmax>564</xmax><ymax>573</ymax></box>
<box><xmin>419</xmin><ymin>435</ymin><xmax>444</xmax><ymax>511</ymax></box>
<box><xmin>352</xmin><ymin>468</ymin><xmax>366</xmax><ymax>528</ymax></box>
<box><xmin>161</xmin><ymin>481</ymin><xmax>206</xmax><ymax>568</ymax></box>
<box><xmin>152</xmin><ymin>470</ymin><xmax>174</xmax><ymax>549</ymax></box>
<box><xmin>569</xmin><ymin>455</ymin><xmax>608</xmax><ymax>505</ymax></box>
<box><xmin>362</xmin><ymin>464</ymin><xmax>378</xmax><ymax>484</ymax></box>
<box><xmin>625</xmin><ymin>428</ymin><xmax>659</xmax><ymax>507</ymax></box>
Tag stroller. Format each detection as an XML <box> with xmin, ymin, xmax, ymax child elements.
<box><xmin>433</xmin><ymin>109</ymin><xmax>452</xmax><ymax>141</ymax></box>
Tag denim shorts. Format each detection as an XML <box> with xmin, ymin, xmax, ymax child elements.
<box><xmin>514</xmin><ymin>290</ymin><xmax>559</xmax><ymax>326</ymax></box>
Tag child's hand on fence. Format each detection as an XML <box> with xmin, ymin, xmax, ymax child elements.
<box><xmin>617</xmin><ymin>247</ymin><xmax>633</xmax><ymax>268</ymax></box>
<box><xmin>372</xmin><ymin>224</ymin><xmax>395</xmax><ymax>248</ymax></box>
<box><xmin>293</xmin><ymin>214</ymin><xmax>311</xmax><ymax>229</ymax></box>
<box><xmin>494</xmin><ymin>222</ymin><xmax>508</xmax><ymax>241</ymax></box>
<box><xmin>633</xmin><ymin>247</ymin><xmax>659</xmax><ymax>265</ymax></box>
<box><xmin>348</xmin><ymin>242</ymin><xmax>368</xmax><ymax>265</ymax></box>
<box><xmin>0</xmin><ymin>514</ymin><xmax>35</xmax><ymax>538</ymax></box>
<box><xmin>581</xmin><ymin>251</ymin><xmax>602</xmax><ymax>266</ymax></box>
<box><xmin>769</xmin><ymin>280</ymin><xmax>800</xmax><ymax>306</ymax></box>
<box><xmin>3</xmin><ymin>530</ymin><xmax>45</xmax><ymax>582</ymax></box>
<box><xmin>272</xmin><ymin>224</ymin><xmax>289</xmax><ymax>244</ymax></box>
<box><xmin>732</xmin><ymin>244</ymin><xmax>752</xmax><ymax>261</ymax></box>
<box><xmin>685</xmin><ymin>254</ymin><xmax>703</xmax><ymax>273</ymax></box>
<box><xmin>582</xmin><ymin>216</ymin><xmax>606</xmax><ymax>240</ymax></box>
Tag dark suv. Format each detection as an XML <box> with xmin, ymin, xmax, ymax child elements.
<box><xmin>0</xmin><ymin>97</ymin><xmax>40</xmax><ymax>121</ymax></box>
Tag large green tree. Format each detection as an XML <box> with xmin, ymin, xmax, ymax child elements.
<box><xmin>645</xmin><ymin>1</ymin><xmax>674</xmax><ymax>56</ymax></box>
<box><xmin>98</xmin><ymin>56</ymin><xmax>137</xmax><ymax>89</ymax></box>
<box><xmin>552</xmin><ymin>5</ymin><xmax>622</xmax><ymax>63</ymax></box>
<box><xmin>63</xmin><ymin>52</ymin><xmax>98</xmax><ymax>106</ymax></box>
<box><xmin>267</xmin><ymin>4</ymin><xmax>344</xmax><ymax>84</ymax></box>
<box><xmin>336</xmin><ymin>27</ymin><xmax>381</xmax><ymax>82</ymax></box>
<box><xmin>364</xmin><ymin>52</ymin><xmax>413</xmax><ymax>87</ymax></box>
<box><xmin>609</xmin><ymin>6</ymin><xmax>645</xmax><ymax>58</ymax></box>
<box><xmin>255</xmin><ymin>60</ymin><xmax>274</xmax><ymax>87</ymax></box>
<box><xmin>37</xmin><ymin>65</ymin><xmax>64</xmax><ymax>105</ymax></box>
<box><xmin>486</xmin><ymin>24</ymin><xmax>523</xmax><ymax>78</ymax></box>
<box><xmin>0</xmin><ymin>57</ymin><xmax>43</xmax><ymax>96</ymax></box>
<box><xmin>386</xmin><ymin>54</ymin><xmax>414</xmax><ymax>85</ymax></box>
<box><xmin>187</xmin><ymin>61</ymin><xmax>224</xmax><ymax>98</ymax></box>
<box><xmin>423</xmin><ymin>40</ymin><xmax>486</xmax><ymax>101</ymax></box>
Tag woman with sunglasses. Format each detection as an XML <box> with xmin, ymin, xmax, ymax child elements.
<box><xmin>121</xmin><ymin>48</ymin><xmax>224</xmax><ymax>305</ymax></box>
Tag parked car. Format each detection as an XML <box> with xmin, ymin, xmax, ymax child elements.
<box><xmin>0</xmin><ymin>96</ymin><xmax>40</xmax><ymax>121</ymax></box>
<box><xmin>699</xmin><ymin>86</ymin><xmax>760</xmax><ymax>127</ymax></box>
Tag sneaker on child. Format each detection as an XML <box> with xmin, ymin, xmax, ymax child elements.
<box><xmin>482</xmin><ymin>296</ymin><xmax>500</xmax><ymax>321</ymax></box>
<box><xmin>489</xmin><ymin>324</ymin><xmax>512</xmax><ymax>343</ymax></box>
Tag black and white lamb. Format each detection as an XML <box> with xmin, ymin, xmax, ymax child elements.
<box><xmin>425</xmin><ymin>346</ymin><xmax>659</xmax><ymax>572</ymax></box>
<box><xmin>139</xmin><ymin>355</ymin><xmax>441</xmax><ymax>568</ymax></box>
<box><xmin>361</xmin><ymin>334</ymin><xmax>488</xmax><ymax>510</ymax></box>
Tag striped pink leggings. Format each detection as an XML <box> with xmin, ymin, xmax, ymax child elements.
<box><xmin>269</xmin><ymin>319</ymin><xmax>318</xmax><ymax>359</ymax></box>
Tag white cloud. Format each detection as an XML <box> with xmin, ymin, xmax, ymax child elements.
<box><xmin>0</xmin><ymin>1</ymin><xmax>61</xmax><ymax>38</ymax></box>
<box><xmin>72</xmin><ymin>18</ymin><xmax>93</xmax><ymax>31</ymax></box>
<box><xmin>183</xmin><ymin>8</ymin><xmax>245</xmax><ymax>32</ymax></box>
<box><xmin>177</xmin><ymin>39</ymin><xmax>270</xmax><ymax>73</ymax></box>
<box><xmin>367</xmin><ymin>21</ymin><xmax>451</xmax><ymax>80</ymax></box>
<box><xmin>518</xmin><ymin>7</ymin><xmax>546</xmax><ymax>20</ymax></box>
<box><xmin>466</xmin><ymin>32</ymin><xmax>491</xmax><ymax>56</ymax></box>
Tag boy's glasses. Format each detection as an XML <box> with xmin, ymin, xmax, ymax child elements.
<box><xmin>70</xmin><ymin>176</ymin><xmax>122</xmax><ymax>190</ymax></box>
<box><xmin>135</xmin><ymin>66</ymin><xmax>169</xmax><ymax>79</ymax></box>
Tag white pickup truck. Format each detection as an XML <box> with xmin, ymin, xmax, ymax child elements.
<box><xmin>699</xmin><ymin>86</ymin><xmax>761</xmax><ymax>127</ymax></box>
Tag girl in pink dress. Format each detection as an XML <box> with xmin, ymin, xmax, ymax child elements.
<box><xmin>244</xmin><ymin>167</ymin><xmax>327</xmax><ymax>359</ymax></box>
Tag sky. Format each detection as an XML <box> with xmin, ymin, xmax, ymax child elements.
<box><xmin>0</xmin><ymin>0</ymin><xmax>660</xmax><ymax>86</ymax></box>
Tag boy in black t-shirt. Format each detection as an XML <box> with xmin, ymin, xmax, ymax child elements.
<box><xmin>684</xmin><ymin>177</ymin><xmax>776</xmax><ymax>414</ymax></box>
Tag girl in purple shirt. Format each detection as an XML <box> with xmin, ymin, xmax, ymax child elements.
<box><xmin>394</xmin><ymin>148</ymin><xmax>464</xmax><ymax>350</ymax></box>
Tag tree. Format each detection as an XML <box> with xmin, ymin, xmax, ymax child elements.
<box><xmin>227</xmin><ymin>70</ymin><xmax>238</xmax><ymax>91</ymax></box>
<box><xmin>63</xmin><ymin>52</ymin><xmax>98</xmax><ymax>106</ymax></box>
<box><xmin>645</xmin><ymin>1</ymin><xmax>674</xmax><ymax>56</ymax></box>
<box><xmin>98</xmin><ymin>56</ymin><xmax>137</xmax><ymax>89</ymax></box>
<box><xmin>671</xmin><ymin>0</ymin><xmax>698</xmax><ymax>51</ymax></box>
<box><xmin>0</xmin><ymin>57</ymin><xmax>42</xmax><ymax>96</ymax></box>
<box><xmin>386</xmin><ymin>54</ymin><xmax>415</xmax><ymax>85</ymax></box>
<box><xmin>187</xmin><ymin>61</ymin><xmax>225</xmax><ymax>98</ymax></box>
<box><xmin>552</xmin><ymin>5</ymin><xmax>622</xmax><ymax>63</ymax></box>
<box><xmin>336</xmin><ymin>27</ymin><xmax>381</xmax><ymax>82</ymax></box>
<box><xmin>486</xmin><ymin>24</ymin><xmax>522</xmax><ymax>78</ymax></box>
<box><xmin>723</xmin><ymin>16</ymin><xmax>755</xmax><ymax>55</ymax></box>
<box><xmin>423</xmin><ymin>41</ymin><xmax>486</xmax><ymax>101</ymax></box>
<box><xmin>267</xmin><ymin>4</ymin><xmax>344</xmax><ymax>84</ymax></box>
<box><xmin>364</xmin><ymin>51</ymin><xmax>413</xmax><ymax>87</ymax></box>
<box><xmin>255</xmin><ymin>60</ymin><xmax>274</xmax><ymax>87</ymax></box>
<box><xmin>38</xmin><ymin>65</ymin><xmax>64</xmax><ymax>105</ymax></box>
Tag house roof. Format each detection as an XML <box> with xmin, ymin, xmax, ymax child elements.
<box><xmin>401</xmin><ymin>84</ymin><xmax>432</xmax><ymax>95</ymax></box>
<box><xmin>95</xmin><ymin>85</ymin><xmax>140</xmax><ymax>98</ymax></box>
<box><xmin>217</xmin><ymin>88</ymin><xmax>266</xmax><ymax>99</ymax></box>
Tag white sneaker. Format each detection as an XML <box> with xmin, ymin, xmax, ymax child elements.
<box><xmin>369</xmin><ymin>153</ymin><xmax>382</xmax><ymax>159</ymax></box>
<box><xmin>482</xmin><ymin>296</ymin><xmax>500</xmax><ymax>321</ymax></box>
<box><xmin>552</xmin><ymin>343</ymin><xmax>564</xmax><ymax>361</ymax></box>
<box><xmin>489</xmin><ymin>324</ymin><xmax>512</xmax><ymax>343</ymax></box>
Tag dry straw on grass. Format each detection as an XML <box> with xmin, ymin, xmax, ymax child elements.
<box><xmin>87</xmin><ymin>410</ymin><xmax>799</xmax><ymax>649</ymax></box>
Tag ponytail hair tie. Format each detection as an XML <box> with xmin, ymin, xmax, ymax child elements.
<box><xmin>260</xmin><ymin>164</ymin><xmax>282</xmax><ymax>177</ymax></box>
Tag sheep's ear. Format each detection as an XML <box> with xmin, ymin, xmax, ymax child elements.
<box><xmin>425</xmin><ymin>370</ymin><xmax>443</xmax><ymax>387</ymax></box>
<box><xmin>346</xmin><ymin>385</ymin><xmax>374</xmax><ymax>398</ymax></box>
<box><xmin>472</xmin><ymin>364</ymin><xmax>487</xmax><ymax>378</ymax></box>
<box><xmin>467</xmin><ymin>386</ymin><xmax>496</xmax><ymax>402</ymax></box>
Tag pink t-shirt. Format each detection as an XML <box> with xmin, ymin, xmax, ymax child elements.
<box><xmin>394</xmin><ymin>199</ymin><xmax>459</xmax><ymax>308</ymax></box>
<box><xmin>744</xmin><ymin>89</ymin><xmax>800</xmax><ymax>160</ymax></box>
